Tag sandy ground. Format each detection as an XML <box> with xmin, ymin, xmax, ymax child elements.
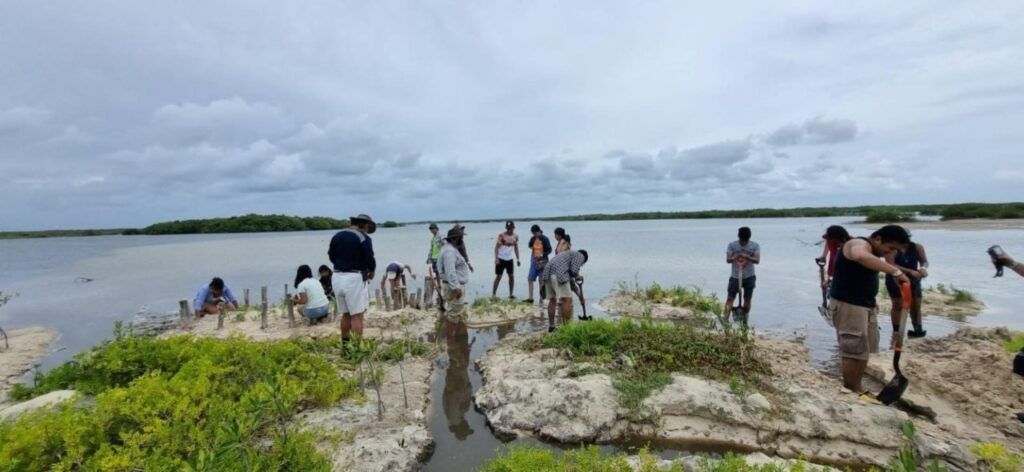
<box><xmin>0</xmin><ymin>326</ymin><xmax>59</xmax><ymax>401</ymax></box>
<box><xmin>867</xmin><ymin>327</ymin><xmax>1024</xmax><ymax>448</ymax></box>
<box><xmin>852</xmin><ymin>218</ymin><xmax>1024</xmax><ymax>231</ymax></box>
<box><xmin>160</xmin><ymin>305</ymin><xmax>441</xmax><ymax>342</ymax></box>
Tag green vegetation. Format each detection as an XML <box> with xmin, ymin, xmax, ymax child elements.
<box><xmin>470</xmin><ymin>297</ymin><xmax>531</xmax><ymax>318</ymax></box>
<box><xmin>132</xmin><ymin>213</ymin><xmax>350</xmax><ymax>235</ymax></box>
<box><xmin>1</xmin><ymin>325</ymin><xmax>430</xmax><ymax>471</ymax></box>
<box><xmin>888</xmin><ymin>422</ymin><xmax>949</xmax><ymax>472</ymax></box>
<box><xmin>864</xmin><ymin>209</ymin><xmax>917</xmax><ymax>223</ymax></box>
<box><xmin>0</xmin><ymin>228</ymin><xmax>127</xmax><ymax>239</ymax></box>
<box><xmin>541</xmin><ymin>317</ymin><xmax>769</xmax><ymax>412</ymax></box>
<box><xmin>380</xmin><ymin>220</ymin><xmax>403</xmax><ymax>228</ymax></box>
<box><xmin>411</xmin><ymin>202</ymin><xmax>1024</xmax><ymax>226</ymax></box>
<box><xmin>970</xmin><ymin>442</ymin><xmax>1023</xmax><ymax>471</ymax></box>
<box><xmin>932</xmin><ymin>284</ymin><xmax>977</xmax><ymax>304</ymax></box>
<box><xmin>630</xmin><ymin>282</ymin><xmax>722</xmax><ymax>315</ymax></box>
<box><xmin>480</xmin><ymin>445</ymin><xmax>823</xmax><ymax>471</ymax></box>
<box><xmin>1002</xmin><ymin>334</ymin><xmax>1024</xmax><ymax>354</ymax></box>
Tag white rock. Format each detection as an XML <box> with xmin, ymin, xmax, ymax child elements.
<box><xmin>744</xmin><ymin>393</ymin><xmax>771</xmax><ymax>411</ymax></box>
<box><xmin>0</xmin><ymin>390</ymin><xmax>76</xmax><ymax>421</ymax></box>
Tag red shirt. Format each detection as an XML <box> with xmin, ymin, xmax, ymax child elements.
<box><xmin>825</xmin><ymin>239</ymin><xmax>840</xmax><ymax>276</ymax></box>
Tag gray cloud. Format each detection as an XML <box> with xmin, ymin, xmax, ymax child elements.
<box><xmin>766</xmin><ymin>116</ymin><xmax>858</xmax><ymax>147</ymax></box>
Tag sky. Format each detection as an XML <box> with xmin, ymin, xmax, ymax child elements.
<box><xmin>1</xmin><ymin>1</ymin><xmax>1023</xmax><ymax>230</ymax></box>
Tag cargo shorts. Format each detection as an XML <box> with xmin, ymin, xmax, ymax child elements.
<box><xmin>830</xmin><ymin>299</ymin><xmax>879</xmax><ymax>361</ymax></box>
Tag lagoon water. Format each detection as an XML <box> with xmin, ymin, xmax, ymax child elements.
<box><xmin>2</xmin><ymin>217</ymin><xmax>1022</xmax><ymax>468</ymax></box>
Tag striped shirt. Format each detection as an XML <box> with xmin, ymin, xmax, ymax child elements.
<box><xmin>542</xmin><ymin>250</ymin><xmax>586</xmax><ymax>283</ymax></box>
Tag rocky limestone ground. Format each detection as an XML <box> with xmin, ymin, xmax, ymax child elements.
<box><xmin>875</xmin><ymin>288</ymin><xmax>985</xmax><ymax>320</ymax></box>
<box><xmin>475</xmin><ymin>323</ymin><xmax>993</xmax><ymax>470</ymax></box>
<box><xmin>599</xmin><ymin>293</ymin><xmax>697</xmax><ymax>320</ymax></box>
<box><xmin>300</xmin><ymin>358</ymin><xmax>436</xmax><ymax>472</ymax></box>
<box><xmin>625</xmin><ymin>452</ymin><xmax>840</xmax><ymax>471</ymax></box>
<box><xmin>0</xmin><ymin>326</ymin><xmax>59</xmax><ymax>402</ymax></box>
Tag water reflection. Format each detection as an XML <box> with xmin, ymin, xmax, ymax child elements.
<box><xmin>442</xmin><ymin>319</ymin><xmax>473</xmax><ymax>439</ymax></box>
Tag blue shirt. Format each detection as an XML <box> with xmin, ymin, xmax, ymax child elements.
<box><xmin>328</xmin><ymin>229</ymin><xmax>376</xmax><ymax>273</ymax></box>
<box><xmin>194</xmin><ymin>284</ymin><xmax>238</xmax><ymax>311</ymax></box>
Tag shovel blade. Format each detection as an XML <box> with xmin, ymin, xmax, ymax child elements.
<box><xmin>877</xmin><ymin>373</ymin><xmax>908</xmax><ymax>405</ymax></box>
<box><xmin>817</xmin><ymin>305</ymin><xmax>833</xmax><ymax>326</ymax></box>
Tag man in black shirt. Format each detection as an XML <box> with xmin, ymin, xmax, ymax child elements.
<box><xmin>829</xmin><ymin>225</ymin><xmax>910</xmax><ymax>395</ymax></box>
<box><xmin>328</xmin><ymin>214</ymin><xmax>377</xmax><ymax>342</ymax></box>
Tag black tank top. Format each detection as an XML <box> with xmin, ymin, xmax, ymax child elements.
<box><xmin>830</xmin><ymin>237</ymin><xmax>879</xmax><ymax>308</ymax></box>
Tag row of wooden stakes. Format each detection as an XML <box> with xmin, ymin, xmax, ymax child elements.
<box><xmin>175</xmin><ymin>276</ymin><xmax>443</xmax><ymax>331</ymax></box>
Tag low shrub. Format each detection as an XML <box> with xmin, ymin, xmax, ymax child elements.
<box><xmin>1</xmin><ymin>333</ymin><xmax>361</xmax><ymax>471</ymax></box>
<box><xmin>480</xmin><ymin>445</ymin><xmax>826</xmax><ymax>471</ymax></box>
<box><xmin>541</xmin><ymin>318</ymin><xmax>770</xmax><ymax>410</ymax></box>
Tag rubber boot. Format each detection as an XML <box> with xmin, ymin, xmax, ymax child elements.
<box><xmin>907</xmin><ymin>324</ymin><xmax>927</xmax><ymax>338</ymax></box>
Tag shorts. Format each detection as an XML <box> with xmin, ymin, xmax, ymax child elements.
<box><xmin>334</xmin><ymin>272</ymin><xmax>370</xmax><ymax>315</ymax></box>
<box><xmin>303</xmin><ymin>304</ymin><xmax>329</xmax><ymax>319</ymax></box>
<box><xmin>727</xmin><ymin>276</ymin><xmax>756</xmax><ymax>298</ymax></box>
<box><xmin>544</xmin><ymin>276</ymin><xmax>572</xmax><ymax>300</ymax></box>
<box><xmin>442</xmin><ymin>282</ymin><xmax>465</xmax><ymax>322</ymax></box>
<box><xmin>495</xmin><ymin>258</ymin><xmax>514</xmax><ymax>276</ymax></box>
<box><xmin>528</xmin><ymin>258</ymin><xmax>546</xmax><ymax>282</ymax></box>
<box><xmin>830</xmin><ymin>299</ymin><xmax>880</xmax><ymax>361</ymax></box>
<box><xmin>885</xmin><ymin>276</ymin><xmax>923</xmax><ymax>299</ymax></box>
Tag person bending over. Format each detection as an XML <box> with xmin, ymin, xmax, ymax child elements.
<box><xmin>542</xmin><ymin>249</ymin><xmax>588</xmax><ymax>332</ymax></box>
<box><xmin>193</xmin><ymin>277</ymin><xmax>239</xmax><ymax>318</ymax></box>
<box><xmin>829</xmin><ymin>225</ymin><xmax>911</xmax><ymax>395</ymax></box>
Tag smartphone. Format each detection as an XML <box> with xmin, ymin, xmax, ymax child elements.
<box><xmin>988</xmin><ymin>245</ymin><xmax>1005</xmax><ymax>277</ymax></box>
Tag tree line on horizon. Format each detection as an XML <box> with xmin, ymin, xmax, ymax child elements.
<box><xmin>1</xmin><ymin>203</ymin><xmax>1021</xmax><ymax>239</ymax></box>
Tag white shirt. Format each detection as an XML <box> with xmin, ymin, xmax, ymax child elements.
<box><xmin>297</xmin><ymin>277</ymin><xmax>329</xmax><ymax>309</ymax></box>
<box><xmin>497</xmin><ymin>232</ymin><xmax>517</xmax><ymax>261</ymax></box>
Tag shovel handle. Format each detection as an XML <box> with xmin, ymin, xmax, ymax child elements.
<box><xmin>900</xmin><ymin>282</ymin><xmax>912</xmax><ymax>310</ymax></box>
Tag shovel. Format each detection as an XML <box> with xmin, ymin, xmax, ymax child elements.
<box><xmin>732</xmin><ymin>258</ymin><xmax>747</xmax><ymax>323</ymax></box>
<box><xmin>878</xmin><ymin>282</ymin><xmax>912</xmax><ymax>405</ymax></box>
<box><xmin>816</xmin><ymin>259</ymin><xmax>833</xmax><ymax>327</ymax></box>
<box><xmin>573</xmin><ymin>278</ymin><xmax>590</xmax><ymax>321</ymax></box>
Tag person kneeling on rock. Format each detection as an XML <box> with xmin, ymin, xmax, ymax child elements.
<box><xmin>293</xmin><ymin>264</ymin><xmax>330</xmax><ymax>324</ymax></box>
<box><xmin>438</xmin><ymin>228</ymin><xmax>470</xmax><ymax>323</ymax></box>
<box><xmin>542</xmin><ymin>249</ymin><xmax>588</xmax><ymax>332</ymax></box>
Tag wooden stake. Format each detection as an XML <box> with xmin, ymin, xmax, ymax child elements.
<box><xmin>416</xmin><ymin>288</ymin><xmax>423</xmax><ymax>309</ymax></box>
<box><xmin>217</xmin><ymin>310</ymin><xmax>224</xmax><ymax>330</ymax></box>
<box><xmin>179</xmin><ymin>300</ymin><xmax>190</xmax><ymax>329</ymax></box>
<box><xmin>243</xmin><ymin>288</ymin><xmax>250</xmax><ymax>307</ymax></box>
<box><xmin>286</xmin><ymin>298</ymin><xmax>295</xmax><ymax>327</ymax></box>
<box><xmin>260</xmin><ymin>286</ymin><xmax>268</xmax><ymax>330</ymax></box>
<box><xmin>374</xmin><ymin>289</ymin><xmax>382</xmax><ymax>309</ymax></box>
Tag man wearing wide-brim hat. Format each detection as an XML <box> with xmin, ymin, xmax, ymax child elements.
<box><xmin>437</xmin><ymin>227</ymin><xmax>470</xmax><ymax>322</ymax></box>
<box><xmin>328</xmin><ymin>214</ymin><xmax>378</xmax><ymax>342</ymax></box>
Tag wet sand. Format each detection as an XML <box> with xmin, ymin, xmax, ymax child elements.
<box><xmin>0</xmin><ymin>326</ymin><xmax>59</xmax><ymax>401</ymax></box>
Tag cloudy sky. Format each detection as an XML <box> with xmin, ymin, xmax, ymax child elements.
<box><xmin>2</xmin><ymin>1</ymin><xmax>1023</xmax><ymax>230</ymax></box>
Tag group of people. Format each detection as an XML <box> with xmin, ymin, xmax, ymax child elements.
<box><xmin>193</xmin><ymin>215</ymin><xmax>590</xmax><ymax>341</ymax></box>
<box><xmin>189</xmin><ymin>214</ymin><xmax>1024</xmax><ymax>405</ymax></box>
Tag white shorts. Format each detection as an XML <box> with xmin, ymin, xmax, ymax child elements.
<box><xmin>334</xmin><ymin>272</ymin><xmax>370</xmax><ymax>315</ymax></box>
<box><xmin>544</xmin><ymin>276</ymin><xmax>572</xmax><ymax>300</ymax></box>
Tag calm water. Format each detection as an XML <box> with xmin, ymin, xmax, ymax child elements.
<box><xmin>1</xmin><ymin>218</ymin><xmax>1021</xmax><ymax>468</ymax></box>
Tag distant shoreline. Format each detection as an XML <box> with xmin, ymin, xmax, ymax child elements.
<box><xmin>2</xmin><ymin>203</ymin><xmax>1021</xmax><ymax>239</ymax></box>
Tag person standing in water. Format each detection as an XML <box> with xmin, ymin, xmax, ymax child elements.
<box><xmin>885</xmin><ymin>238</ymin><xmax>929</xmax><ymax>338</ymax></box>
<box><xmin>724</xmin><ymin>227</ymin><xmax>760</xmax><ymax>318</ymax></box>
<box><xmin>829</xmin><ymin>225</ymin><xmax>911</xmax><ymax>395</ymax></box>
<box><xmin>492</xmin><ymin>221</ymin><xmax>520</xmax><ymax>299</ymax></box>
